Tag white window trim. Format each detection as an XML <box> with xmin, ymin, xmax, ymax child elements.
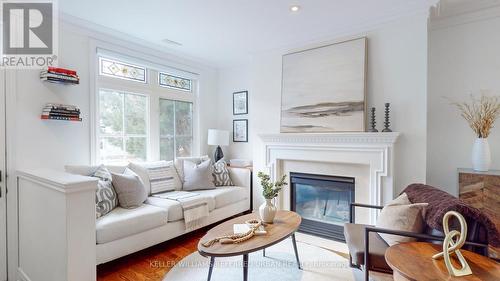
<box><xmin>89</xmin><ymin>40</ymin><xmax>200</xmax><ymax>165</ymax></box>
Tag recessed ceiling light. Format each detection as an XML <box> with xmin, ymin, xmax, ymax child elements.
<box><xmin>161</xmin><ymin>38</ymin><xmax>183</xmax><ymax>46</ymax></box>
<box><xmin>290</xmin><ymin>5</ymin><xmax>301</xmax><ymax>12</ymax></box>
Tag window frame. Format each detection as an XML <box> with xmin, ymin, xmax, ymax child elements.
<box><xmin>90</xmin><ymin>42</ymin><xmax>200</xmax><ymax>165</ymax></box>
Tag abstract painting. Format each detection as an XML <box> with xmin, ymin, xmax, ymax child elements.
<box><xmin>280</xmin><ymin>37</ymin><xmax>367</xmax><ymax>133</ymax></box>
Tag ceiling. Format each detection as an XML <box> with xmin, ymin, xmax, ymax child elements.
<box><xmin>60</xmin><ymin>0</ymin><xmax>439</xmax><ymax>67</ymax></box>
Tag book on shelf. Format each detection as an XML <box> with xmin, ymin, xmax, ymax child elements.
<box><xmin>41</xmin><ymin>103</ymin><xmax>81</xmax><ymax>121</ymax></box>
<box><xmin>48</xmin><ymin>67</ymin><xmax>77</xmax><ymax>76</ymax></box>
<box><xmin>40</xmin><ymin>71</ymin><xmax>79</xmax><ymax>81</ymax></box>
<box><xmin>44</xmin><ymin>103</ymin><xmax>80</xmax><ymax>111</ymax></box>
<box><xmin>40</xmin><ymin>76</ymin><xmax>79</xmax><ymax>84</ymax></box>
<box><xmin>40</xmin><ymin>67</ymin><xmax>80</xmax><ymax>84</ymax></box>
<box><xmin>41</xmin><ymin>115</ymin><xmax>82</xmax><ymax>121</ymax></box>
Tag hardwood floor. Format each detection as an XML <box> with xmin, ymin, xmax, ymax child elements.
<box><xmin>97</xmin><ymin>229</ymin><xmax>205</xmax><ymax>281</ymax></box>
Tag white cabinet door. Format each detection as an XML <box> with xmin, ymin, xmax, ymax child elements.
<box><xmin>0</xmin><ymin>70</ymin><xmax>7</xmax><ymax>281</ymax></box>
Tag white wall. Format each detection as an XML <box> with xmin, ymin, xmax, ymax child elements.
<box><xmin>427</xmin><ymin>14</ymin><xmax>500</xmax><ymax>195</ymax></box>
<box><xmin>217</xmin><ymin>14</ymin><xmax>429</xmax><ymax>197</ymax></box>
<box><xmin>216</xmin><ymin>66</ymin><xmax>251</xmax><ymax>160</ymax></box>
<box><xmin>12</xmin><ymin>21</ymin><xmax>219</xmax><ymax>171</ymax></box>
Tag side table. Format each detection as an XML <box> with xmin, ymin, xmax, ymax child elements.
<box><xmin>385</xmin><ymin>242</ymin><xmax>500</xmax><ymax>281</ymax></box>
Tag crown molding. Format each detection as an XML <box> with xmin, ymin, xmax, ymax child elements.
<box><xmin>430</xmin><ymin>2</ymin><xmax>500</xmax><ymax>30</ymax></box>
<box><xmin>59</xmin><ymin>13</ymin><xmax>218</xmax><ymax>70</ymax></box>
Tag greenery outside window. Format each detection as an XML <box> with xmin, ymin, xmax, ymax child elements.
<box><xmin>98</xmin><ymin>89</ymin><xmax>148</xmax><ymax>164</ymax></box>
<box><xmin>160</xmin><ymin>99</ymin><xmax>193</xmax><ymax>161</ymax></box>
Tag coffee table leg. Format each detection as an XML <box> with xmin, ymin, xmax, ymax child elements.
<box><xmin>207</xmin><ymin>257</ymin><xmax>215</xmax><ymax>281</ymax></box>
<box><xmin>243</xmin><ymin>254</ymin><xmax>249</xmax><ymax>281</ymax></box>
<box><xmin>292</xmin><ymin>233</ymin><xmax>302</xmax><ymax>270</ymax></box>
<box><xmin>263</xmin><ymin>248</ymin><xmax>266</xmax><ymax>257</ymax></box>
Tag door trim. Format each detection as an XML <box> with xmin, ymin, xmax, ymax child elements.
<box><xmin>5</xmin><ymin>70</ymin><xmax>17</xmax><ymax>281</ymax></box>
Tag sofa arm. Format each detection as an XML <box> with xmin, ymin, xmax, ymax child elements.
<box><xmin>228</xmin><ymin>167</ymin><xmax>251</xmax><ymax>188</ymax></box>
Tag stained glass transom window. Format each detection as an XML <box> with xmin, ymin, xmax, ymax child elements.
<box><xmin>99</xmin><ymin>57</ymin><xmax>146</xmax><ymax>82</ymax></box>
<box><xmin>159</xmin><ymin>72</ymin><xmax>192</xmax><ymax>91</ymax></box>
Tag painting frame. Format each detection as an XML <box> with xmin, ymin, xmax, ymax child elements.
<box><xmin>280</xmin><ymin>37</ymin><xmax>367</xmax><ymax>133</ymax></box>
<box><xmin>233</xmin><ymin>119</ymin><xmax>248</xmax><ymax>142</ymax></box>
<box><xmin>233</xmin><ymin>90</ymin><xmax>248</xmax><ymax>115</ymax></box>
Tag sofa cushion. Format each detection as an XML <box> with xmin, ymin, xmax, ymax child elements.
<box><xmin>174</xmin><ymin>155</ymin><xmax>210</xmax><ymax>183</ymax></box>
<box><xmin>376</xmin><ymin>193</ymin><xmax>428</xmax><ymax>246</ymax></box>
<box><xmin>96</xmin><ymin>204</ymin><xmax>168</xmax><ymax>244</ymax></box>
<box><xmin>212</xmin><ymin>160</ymin><xmax>233</xmax><ymax>186</ymax></box>
<box><xmin>196</xmin><ymin>186</ymin><xmax>248</xmax><ymax>209</ymax></box>
<box><xmin>111</xmin><ymin>168</ymin><xmax>148</xmax><ymax>209</ymax></box>
<box><xmin>128</xmin><ymin>161</ymin><xmax>181</xmax><ymax>195</ymax></box>
<box><xmin>182</xmin><ymin>159</ymin><xmax>215</xmax><ymax>191</ymax></box>
<box><xmin>344</xmin><ymin>223</ymin><xmax>391</xmax><ymax>272</ymax></box>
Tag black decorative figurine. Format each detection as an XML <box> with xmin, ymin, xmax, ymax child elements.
<box><xmin>368</xmin><ymin>107</ymin><xmax>378</xmax><ymax>132</ymax></box>
<box><xmin>382</xmin><ymin>103</ymin><xmax>392</xmax><ymax>132</ymax></box>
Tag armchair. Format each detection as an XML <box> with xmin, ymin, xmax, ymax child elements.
<box><xmin>344</xmin><ymin>184</ymin><xmax>495</xmax><ymax>281</ymax></box>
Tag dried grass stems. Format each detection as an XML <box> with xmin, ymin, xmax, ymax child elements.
<box><xmin>450</xmin><ymin>95</ymin><xmax>500</xmax><ymax>138</ymax></box>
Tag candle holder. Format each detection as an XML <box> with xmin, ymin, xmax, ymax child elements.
<box><xmin>382</xmin><ymin>103</ymin><xmax>392</xmax><ymax>132</ymax></box>
<box><xmin>368</xmin><ymin>107</ymin><xmax>378</xmax><ymax>132</ymax></box>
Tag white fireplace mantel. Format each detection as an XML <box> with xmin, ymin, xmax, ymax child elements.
<box><xmin>257</xmin><ymin>132</ymin><xmax>400</xmax><ymax>224</ymax></box>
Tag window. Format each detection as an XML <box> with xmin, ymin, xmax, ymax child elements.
<box><xmin>99</xmin><ymin>57</ymin><xmax>146</xmax><ymax>82</ymax></box>
<box><xmin>159</xmin><ymin>72</ymin><xmax>192</xmax><ymax>91</ymax></box>
<box><xmin>98</xmin><ymin>89</ymin><xmax>148</xmax><ymax>164</ymax></box>
<box><xmin>94</xmin><ymin>51</ymin><xmax>198</xmax><ymax>165</ymax></box>
<box><xmin>159</xmin><ymin>99</ymin><xmax>193</xmax><ymax>161</ymax></box>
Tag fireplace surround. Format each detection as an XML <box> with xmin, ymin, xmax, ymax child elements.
<box><xmin>257</xmin><ymin>132</ymin><xmax>400</xmax><ymax>224</ymax></box>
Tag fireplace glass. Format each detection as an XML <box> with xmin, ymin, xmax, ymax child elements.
<box><xmin>291</xmin><ymin>172</ymin><xmax>355</xmax><ymax>241</ymax></box>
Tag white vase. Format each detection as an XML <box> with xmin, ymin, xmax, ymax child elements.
<box><xmin>259</xmin><ymin>199</ymin><xmax>277</xmax><ymax>224</ymax></box>
<box><xmin>472</xmin><ymin>138</ymin><xmax>491</xmax><ymax>172</ymax></box>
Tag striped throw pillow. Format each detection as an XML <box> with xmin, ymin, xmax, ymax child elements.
<box><xmin>147</xmin><ymin>164</ymin><xmax>177</xmax><ymax>194</ymax></box>
<box><xmin>129</xmin><ymin>161</ymin><xmax>180</xmax><ymax>194</ymax></box>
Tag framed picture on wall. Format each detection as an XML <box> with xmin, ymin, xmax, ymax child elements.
<box><xmin>233</xmin><ymin>119</ymin><xmax>248</xmax><ymax>142</ymax></box>
<box><xmin>233</xmin><ymin>91</ymin><xmax>248</xmax><ymax>115</ymax></box>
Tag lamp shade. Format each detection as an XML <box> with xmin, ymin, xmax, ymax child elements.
<box><xmin>207</xmin><ymin>129</ymin><xmax>229</xmax><ymax>146</ymax></box>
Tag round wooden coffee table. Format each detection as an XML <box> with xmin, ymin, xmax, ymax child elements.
<box><xmin>385</xmin><ymin>242</ymin><xmax>500</xmax><ymax>281</ymax></box>
<box><xmin>198</xmin><ymin>210</ymin><xmax>302</xmax><ymax>281</ymax></box>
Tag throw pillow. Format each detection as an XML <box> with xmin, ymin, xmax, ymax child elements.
<box><xmin>376</xmin><ymin>192</ymin><xmax>428</xmax><ymax>246</ymax></box>
<box><xmin>212</xmin><ymin>160</ymin><xmax>233</xmax><ymax>186</ymax></box>
<box><xmin>182</xmin><ymin>159</ymin><xmax>216</xmax><ymax>191</ymax></box>
<box><xmin>128</xmin><ymin>161</ymin><xmax>181</xmax><ymax>194</ymax></box>
<box><xmin>174</xmin><ymin>155</ymin><xmax>210</xmax><ymax>182</ymax></box>
<box><xmin>92</xmin><ymin>165</ymin><xmax>118</xmax><ymax>218</ymax></box>
<box><xmin>111</xmin><ymin>168</ymin><xmax>147</xmax><ymax>209</ymax></box>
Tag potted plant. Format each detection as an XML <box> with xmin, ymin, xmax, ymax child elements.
<box><xmin>257</xmin><ymin>172</ymin><xmax>287</xmax><ymax>223</ymax></box>
<box><xmin>452</xmin><ymin>94</ymin><xmax>500</xmax><ymax>171</ymax></box>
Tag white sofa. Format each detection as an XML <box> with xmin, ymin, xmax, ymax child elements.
<box><xmin>66</xmin><ymin>165</ymin><xmax>252</xmax><ymax>264</ymax></box>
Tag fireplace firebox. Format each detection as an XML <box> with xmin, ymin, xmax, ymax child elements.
<box><xmin>290</xmin><ymin>172</ymin><xmax>355</xmax><ymax>241</ymax></box>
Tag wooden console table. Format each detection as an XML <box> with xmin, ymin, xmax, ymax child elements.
<box><xmin>385</xmin><ymin>242</ymin><xmax>500</xmax><ymax>281</ymax></box>
<box><xmin>458</xmin><ymin>168</ymin><xmax>500</xmax><ymax>258</ymax></box>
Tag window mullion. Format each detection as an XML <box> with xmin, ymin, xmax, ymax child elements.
<box><xmin>122</xmin><ymin>93</ymin><xmax>126</xmax><ymax>162</ymax></box>
<box><xmin>173</xmin><ymin>101</ymin><xmax>177</xmax><ymax>158</ymax></box>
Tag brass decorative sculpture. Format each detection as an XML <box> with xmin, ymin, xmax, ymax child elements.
<box><xmin>432</xmin><ymin>211</ymin><xmax>472</xmax><ymax>277</ymax></box>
